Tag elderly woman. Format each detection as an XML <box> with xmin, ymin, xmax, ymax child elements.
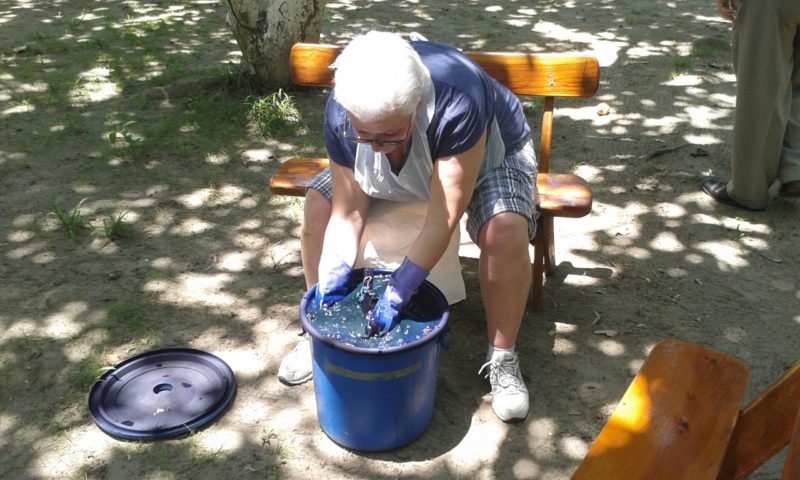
<box><xmin>279</xmin><ymin>31</ymin><xmax>537</xmax><ymax>422</ymax></box>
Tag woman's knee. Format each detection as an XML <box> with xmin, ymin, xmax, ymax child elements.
<box><xmin>478</xmin><ymin>212</ymin><xmax>530</xmax><ymax>254</ymax></box>
<box><xmin>301</xmin><ymin>189</ymin><xmax>331</xmax><ymax>239</ymax></box>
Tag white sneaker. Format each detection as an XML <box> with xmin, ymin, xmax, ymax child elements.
<box><xmin>278</xmin><ymin>337</ymin><xmax>313</xmax><ymax>385</ymax></box>
<box><xmin>479</xmin><ymin>351</ymin><xmax>530</xmax><ymax>422</ymax></box>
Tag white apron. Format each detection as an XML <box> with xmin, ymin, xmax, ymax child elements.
<box><xmin>351</xmin><ymin>76</ymin><xmax>507</xmax><ymax>305</ymax></box>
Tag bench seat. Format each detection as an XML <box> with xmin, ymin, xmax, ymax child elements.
<box><xmin>268</xmin><ymin>157</ymin><xmax>592</xmax><ymax>218</ymax></box>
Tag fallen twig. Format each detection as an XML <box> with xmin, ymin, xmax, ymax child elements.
<box><xmin>759</xmin><ymin>253</ymin><xmax>782</xmax><ymax>263</ymax></box>
<box><xmin>641</xmin><ymin>143</ymin><xmax>692</xmax><ymax>160</ymax></box>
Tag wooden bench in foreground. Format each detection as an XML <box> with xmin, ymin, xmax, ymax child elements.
<box><xmin>269</xmin><ymin>43</ymin><xmax>598</xmax><ymax>308</ymax></box>
<box><xmin>572</xmin><ymin>339</ymin><xmax>800</xmax><ymax>479</ymax></box>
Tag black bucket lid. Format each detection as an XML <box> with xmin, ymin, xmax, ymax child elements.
<box><xmin>88</xmin><ymin>348</ymin><xmax>237</xmax><ymax>440</ymax></box>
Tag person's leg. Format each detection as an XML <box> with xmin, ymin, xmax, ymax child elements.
<box><xmin>279</xmin><ymin>169</ymin><xmax>332</xmax><ymax>386</ymax></box>
<box><xmin>474</xmin><ymin>213</ymin><xmax>531</xmax><ymax>422</ymax></box>
<box><xmin>301</xmin><ymin>189</ymin><xmax>331</xmax><ymax>289</ymax></box>
<box><xmin>779</xmin><ymin>85</ymin><xmax>800</xmax><ymax>193</ymax></box>
<box><xmin>300</xmin><ymin>168</ymin><xmax>333</xmax><ymax>288</ymax></box>
<box><xmin>477</xmin><ymin>212</ymin><xmax>530</xmax><ymax>349</ymax></box>
<box><xmin>466</xmin><ymin>142</ymin><xmax>537</xmax><ymax>422</ymax></box>
<box><xmin>726</xmin><ymin>0</ymin><xmax>797</xmax><ymax>208</ymax></box>
<box><xmin>778</xmin><ymin>26</ymin><xmax>800</xmax><ymax>189</ymax></box>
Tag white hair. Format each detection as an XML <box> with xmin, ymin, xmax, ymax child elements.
<box><xmin>332</xmin><ymin>31</ymin><xmax>430</xmax><ymax>123</ymax></box>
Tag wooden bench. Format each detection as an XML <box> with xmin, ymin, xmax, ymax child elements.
<box><xmin>269</xmin><ymin>43</ymin><xmax>598</xmax><ymax>307</ymax></box>
<box><xmin>571</xmin><ymin>339</ymin><xmax>800</xmax><ymax>479</ymax></box>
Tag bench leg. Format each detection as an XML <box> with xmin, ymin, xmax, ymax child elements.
<box><xmin>541</xmin><ymin>215</ymin><xmax>556</xmax><ymax>275</ymax></box>
<box><xmin>528</xmin><ymin>215</ymin><xmax>554</xmax><ymax>311</ymax></box>
<box><xmin>530</xmin><ymin>243</ymin><xmax>544</xmax><ymax>311</ymax></box>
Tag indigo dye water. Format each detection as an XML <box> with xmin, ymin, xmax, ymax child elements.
<box><xmin>306</xmin><ymin>273</ymin><xmax>443</xmax><ymax>350</ymax></box>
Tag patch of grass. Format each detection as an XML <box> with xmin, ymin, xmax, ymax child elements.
<box><xmin>146</xmin><ymin>269</ymin><xmax>167</xmax><ymax>281</ymax></box>
<box><xmin>149</xmin><ymin>54</ymin><xmax>189</xmax><ymax>86</ymax></box>
<box><xmin>132</xmin><ymin>91</ymin><xmax>246</xmax><ymax>159</ymax></box>
<box><xmin>107</xmin><ymin>300</ymin><xmax>152</xmax><ymax>339</ymax></box>
<box><xmin>671</xmin><ymin>56</ymin><xmax>693</xmax><ymax>77</ymax></box>
<box><xmin>103</xmin><ymin>211</ymin><xmax>134</xmax><ymax>240</ymax></box>
<box><xmin>691</xmin><ymin>37</ymin><xmax>730</xmax><ymax>60</ymax></box>
<box><xmin>49</xmin><ymin>197</ymin><xmax>90</xmax><ymax>238</ymax></box>
<box><xmin>692</xmin><ymin>44</ymin><xmax>716</xmax><ymax>60</ymax></box>
<box><xmin>69</xmin><ymin>354</ymin><xmax>112</xmax><ymax>392</ymax></box>
<box><xmin>132</xmin><ymin>441</ymin><xmax>225</xmax><ymax>477</ymax></box>
<box><xmin>215</xmin><ymin>63</ymin><xmax>260</xmax><ymax>94</ymax></box>
<box><xmin>247</xmin><ymin>89</ymin><xmax>301</xmax><ymax>136</ymax></box>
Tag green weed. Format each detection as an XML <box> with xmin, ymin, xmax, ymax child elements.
<box><xmin>671</xmin><ymin>56</ymin><xmax>692</xmax><ymax>77</ymax></box>
<box><xmin>247</xmin><ymin>89</ymin><xmax>301</xmax><ymax>136</ymax></box>
<box><xmin>206</xmin><ymin>181</ymin><xmax>222</xmax><ymax>202</ymax></box>
<box><xmin>261</xmin><ymin>428</ymin><xmax>286</xmax><ymax>477</ymax></box>
<box><xmin>108</xmin><ymin>121</ymin><xmax>143</xmax><ymax>146</ymax></box>
<box><xmin>147</xmin><ymin>269</ymin><xmax>166</xmax><ymax>281</ymax></box>
<box><xmin>103</xmin><ymin>211</ymin><xmax>134</xmax><ymax>240</ymax></box>
<box><xmin>49</xmin><ymin>198</ymin><xmax>90</xmax><ymax>238</ymax></box>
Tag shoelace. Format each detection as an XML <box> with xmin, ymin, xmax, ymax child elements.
<box><xmin>478</xmin><ymin>356</ymin><xmax>526</xmax><ymax>393</ymax></box>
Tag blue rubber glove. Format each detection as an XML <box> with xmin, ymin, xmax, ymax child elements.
<box><xmin>366</xmin><ymin>257</ymin><xmax>428</xmax><ymax>337</ymax></box>
<box><xmin>314</xmin><ymin>258</ymin><xmax>353</xmax><ymax>307</ymax></box>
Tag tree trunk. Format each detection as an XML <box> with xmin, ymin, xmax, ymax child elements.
<box><xmin>221</xmin><ymin>0</ymin><xmax>326</xmax><ymax>88</ymax></box>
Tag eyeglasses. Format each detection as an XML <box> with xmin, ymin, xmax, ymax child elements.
<box><xmin>342</xmin><ymin>115</ymin><xmax>414</xmax><ymax>147</ymax></box>
<box><xmin>342</xmin><ymin>131</ymin><xmax>408</xmax><ymax>147</ymax></box>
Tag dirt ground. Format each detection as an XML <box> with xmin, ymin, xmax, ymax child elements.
<box><xmin>1</xmin><ymin>0</ymin><xmax>799</xmax><ymax>479</ymax></box>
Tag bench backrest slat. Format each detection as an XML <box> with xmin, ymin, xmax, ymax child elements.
<box><xmin>290</xmin><ymin>43</ymin><xmax>599</xmax><ymax>97</ymax></box>
<box><xmin>290</xmin><ymin>43</ymin><xmax>599</xmax><ymax>173</ymax></box>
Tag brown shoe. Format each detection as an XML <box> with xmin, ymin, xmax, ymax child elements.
<box><xmin>779</xmin><ymin>180</ymin><xmax>800</xmax><ymax>198</ymax></box>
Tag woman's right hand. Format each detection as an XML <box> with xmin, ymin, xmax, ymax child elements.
<box><xmin>314</xmin><ymin>259</ymin><xmax>353</xmax><ymax>306</ymax></box>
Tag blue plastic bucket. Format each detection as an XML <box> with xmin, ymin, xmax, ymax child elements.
<box><xmin>300</xmin><ymin>269</ymin><xmax>449</xmax><ymax>451</ymax></box>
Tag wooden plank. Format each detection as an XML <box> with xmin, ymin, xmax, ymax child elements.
<box><xmin>716</xmin><ymin>362</ymin><xmax>800</xmax><ymax>480</ymax></box>
<box><xmin>572</xmin><ymin>339</ymin><xmax>750</xmax><ymax>480</ymax></box>
<box><xmin>537</xmin><ymin>173</ymin><xmax>592</xmax><ymax>218</ymax></box>
<box><xmin>467</xmin><ymin>51</ymin><xmax>599</xmax><ymax>97</ymax></box>
<box><xmin>289</xmin><ymin>44</ymin><xmax>339</xmax><ymax>87</ymax></box>
<box><xmin>538</xmin><ymin>96</ymin><xmax>555</xmax><ymax>172</ymax></box>
<box><xmin>268</xmin><ymin>157</ymin><xmax>329</xmax><ymax>196</ymax></box>
<box><xmin>289</xmin><ymin>43</ymin><xmax>600</xmax><ymax>97</ymax></box>
<box><xmin>268</xmin><ymin>157</ymin><xmax>592</xmax><ymax>218</ymax></box>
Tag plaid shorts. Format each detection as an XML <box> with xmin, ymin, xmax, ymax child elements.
<box><xmin>307</xmin><ymin>141</ymin><xmax>538</xmax><ymax>243</ymax></box>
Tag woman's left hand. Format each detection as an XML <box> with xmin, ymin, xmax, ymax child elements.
<box><xmin>364</xmin><ymin>257</ymin><xmax>428</xmax><ymax>337</ymax></box>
